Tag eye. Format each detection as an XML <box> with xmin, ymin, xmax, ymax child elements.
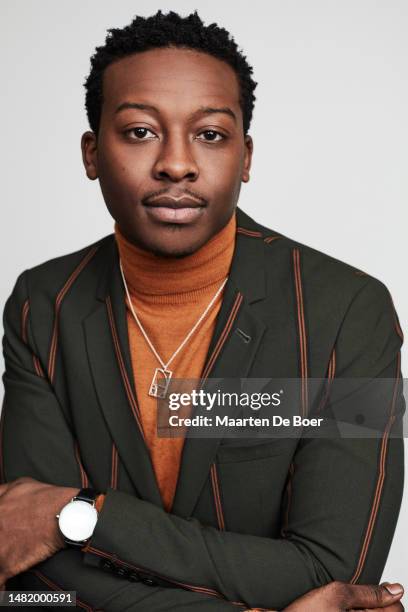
<box><xmin>126</xmin><ymin>127</ymin><xmax>157</xmax><ymax>140</ymax></box>
<box><xmin>196</xmin><ymin>130</ymin><xmax>225</xmax><ymax>143</ymax></box>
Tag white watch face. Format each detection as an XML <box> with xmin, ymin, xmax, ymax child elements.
<box><xmin>58</xmin><ymin>500</ymin><xmax>98</xmax><ymax>542</ymax></box>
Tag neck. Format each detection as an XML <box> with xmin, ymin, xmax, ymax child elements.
<box><xmin>114</xmin><ymin>213</ymin><xmax>237</xmax><ymax>304</ymax></box>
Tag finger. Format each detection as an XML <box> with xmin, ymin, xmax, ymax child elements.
<box><xmin>341</xmin><ymin>582</ymin><xmax>404</xmax><ymax>609</ymax></box>
<box><xmin>350</xmin><ymin>605</ymin><xmax>405</xmax><ymax>612</ymax></box>
<box><xmin>381</xmin><ymin>581</ymin><xmax>405</xmax><ymax>595</ymax></box>
<box><xmin>10</xmin><ymin>476</ymin><xmax>36</xmax><ymax>485</ymax></box>
<box><xmin>2</xmin><ymin>477</ymin><xmax>36</xmax><ymax>493</ymax></box>
<box><xmin>381</xmin><ymin>602</ymin><xmax>405</xmax><ymax>612</ymax></box>
<box><xmin>0</xmin><ymin>483</ymin><xmax>9</xmax><ymax>497</ymax></box>
<box><xmin>0</xmin><ymin>477</ymin><xmax>36</xmax><ymax>496</ymax></box>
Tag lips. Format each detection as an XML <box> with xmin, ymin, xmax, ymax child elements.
<box><xmin>143</xmin><ymin>196</ymin><xmax>206</xmax><ymax>224</ymax></box>
<box><xmin>142</xmin><ymin>191</ymin><xmax>207</xmax><ymax>224</ymax></box>
<box><xmin>144</xmin><ymin>195</ymin><xmax>205</xmax><ymax>208</ymax></box>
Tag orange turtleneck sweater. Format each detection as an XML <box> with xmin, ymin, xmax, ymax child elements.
<box><xmin>104</xmin><ymin>212</ymin><xmax>237</xmax><ymax>512</ymax></box>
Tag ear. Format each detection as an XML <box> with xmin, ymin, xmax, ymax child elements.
<box><xmin>242</xmin><ymin>135</ymin><xmax>253</xmax><ymax>183</ymax></box>
<box><xmin>81</xmin><ymin>131</ymin><xmax>98</xmax><ymax>180</ymax></box>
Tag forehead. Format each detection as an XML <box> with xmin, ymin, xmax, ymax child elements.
<box><xmin>102</xmin><ymin>47</ymin><xmax>241</xmax><ymax>114</ymax></box>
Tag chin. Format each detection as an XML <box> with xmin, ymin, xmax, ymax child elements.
<box><xmin>149</xmin><ymin>243</ymin><xmax>201</xmax><ymax>259</ymax></box>
<box><xmin>145</xmin><ymin>226</ymin><xmax>209</xmax><ymax>259</ymax></box>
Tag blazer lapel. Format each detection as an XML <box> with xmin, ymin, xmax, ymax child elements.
<box><xmin>83</xmin><ymin>241</ymin><xmax>164</xmax><ymax>507</ymax></box>
<box><xmin>171</xmin><ymin>207</ymin><xmax>268</xmax><ymax>517</ymax></box>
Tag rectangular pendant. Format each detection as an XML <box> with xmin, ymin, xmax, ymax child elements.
<box><xmin>149</xmin><ymin>367</ymin><xmax>173</xmax><ymax>399</ymax></box>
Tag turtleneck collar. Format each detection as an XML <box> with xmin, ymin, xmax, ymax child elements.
<box><xmin>114</xmin><ymin>211</ymin><xmax>237</xmax><ymax>304</ymax></box>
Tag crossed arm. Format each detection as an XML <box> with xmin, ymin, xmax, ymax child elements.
<box><xmin>0</xmin><ymin>478</ymin><xmax>404</xmax><ymax>612</ymax></box>
<box><xmin>0</xmin><ymin>271</ymin><xmax>405</xmax><ymax>611</ymax></box>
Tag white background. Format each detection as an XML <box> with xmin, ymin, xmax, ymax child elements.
<box><xmin>1</xmin><ymin>0</ymin><xmax>407</xmax><ymax>595</ymax></box>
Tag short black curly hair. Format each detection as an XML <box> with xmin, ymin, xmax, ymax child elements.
<box><xmin>84</xmin><ymin>10</ymin><xmax>257</xmax><ymax>136</ymax></box>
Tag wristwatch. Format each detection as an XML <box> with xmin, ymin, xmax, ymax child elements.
<box><xmin>56</xmin><ymin>487</ymin><xmax>99</xmax><ymax>547</ymax></box>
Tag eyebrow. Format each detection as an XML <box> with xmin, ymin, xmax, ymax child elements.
<box><xmin>114</xmin><ymin>102</ymin><xmax>237</xmax><ymax>123</ymax></box>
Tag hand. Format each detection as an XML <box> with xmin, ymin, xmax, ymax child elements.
<box><xmin>282</xmin><ymin>580</ymin><xmax>404</xmax><ymax>611</ymax></box>
<box><xmin>0</xmin><ymin>477</ymin><xmax>79</xmax><ymax>585</ymax></box>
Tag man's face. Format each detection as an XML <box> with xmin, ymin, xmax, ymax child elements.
<box><xmin>82</xmin><ymin>47</ymin><xmax>253</xmax><ymax>257</ymax></box>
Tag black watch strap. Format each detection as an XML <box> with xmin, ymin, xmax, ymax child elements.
<box><xmin>64</xmin><ymin>536</ymin><xmax>88</xmax><ymax>548</ymax></box>
<box><xmin>74</xmin><ymin>487</ymin><xmax>99</xmax><ymax>504</ymax></box>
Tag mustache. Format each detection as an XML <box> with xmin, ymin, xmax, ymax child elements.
<box><xmin>141</xmin><ymin>188</ymin><xmax>208</xmax><ymax>206</ymax></box>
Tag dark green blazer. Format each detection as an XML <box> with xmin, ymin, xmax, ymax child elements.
<box><xmin>1</xmin><ymin>206</ymin><xmax>404</xmax><ymax>611</ymax></box>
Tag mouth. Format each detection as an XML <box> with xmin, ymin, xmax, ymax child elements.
<box><xmin>143</xmin><ymin>194</ymin><xmax>207</xmax><ymax>224</ymax></box>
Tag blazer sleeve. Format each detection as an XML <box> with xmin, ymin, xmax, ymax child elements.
<box><xmin>0</xmin><ymin>271</ymin><xmax>247</xmax><ymax>612</ymax></box>
<box><xmin>79</xmin><ymin>277</ymin><xmax>405</xmax><ymax>611</ymax></box>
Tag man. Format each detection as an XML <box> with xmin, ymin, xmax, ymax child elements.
<box><xmin>0</xmin><ymin>10</ymin><xmax>405</xmax><ymax>612</ymax></box>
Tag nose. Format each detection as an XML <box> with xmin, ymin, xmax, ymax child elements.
<box><xmin>153</xmin><ymin>133</ymin><xmax>199</xmax><ymax>182</ymax></box>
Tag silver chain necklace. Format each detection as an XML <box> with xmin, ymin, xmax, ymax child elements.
<box><xmin>119</xmin><ymin>258</ymin><xmax>228</xmax><ymax>399</ymax></box>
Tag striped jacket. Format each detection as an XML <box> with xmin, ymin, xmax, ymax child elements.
<box><xmin>1</xmin><ymin>205</ymin><xmax>404</xmax><ymax>611</ymax></box>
